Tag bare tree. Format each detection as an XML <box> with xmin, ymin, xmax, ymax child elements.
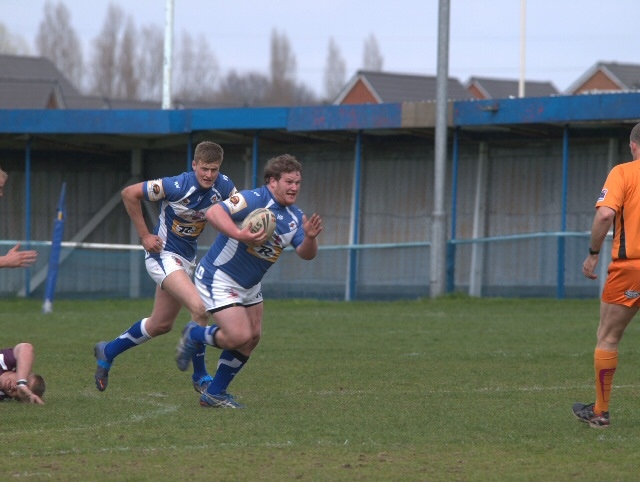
<box><xmin>35</xmin><ymin>1</ymin><xmax>83</xmax><ymax>90</ymax></box>
<box><xmin>173</xmin><ymin>31</ymin><xmax>219</xmax><ymax>101</ymax></box>
<box><xmin>0</xmin><ymin>23</ymin><xmax>31</xmax><ymax>55</ymax></box>
<box><xmin>363</xmin><ymin>33</ymin><xmax>384</xmax><ymax>71</ymax></box>
<box><xmin>136</xmin><ymin>25</ymin><xmax>164</xmax><ymax>102</ymax></box>
<box><xmin>268</xmin><ymin>29</ymin><xmax>297</xmax><ymax>105</ymax></box>
<box><xmin>324</xmin><ymin>37</ymin><xmax>346</xmax><ymax>101</ymax></box>
<box><xmin>115</xmin><ymin>18</ymin><xmax>139</xmax><ymax>99</ymax></box>
<box><xmin>290</xmin><ymin>82</ymin><xmax>318</xmax><ymax>106</ymax></box>
<box><xmin>89</xmin><ymin>4</ymin><xmax>144</xmax><ymax>100</ymax></box>
<box><xmin>89</xmin><ymin>3</ymin><xmax>124</xmax><ymax>97</ymax></box>
<box><xmin>213</xmin><ymin>70</ymin><xmax>270</xmax><ymax>107</ymax></box>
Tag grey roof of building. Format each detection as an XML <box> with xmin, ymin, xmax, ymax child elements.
<box><xmin>0</xmin><ymin>54</ymin><xmax>80</xmax><ymax>97</ymax></box>
<box><xmin>0</xmin><ymin>79</ymin><xmax>64</xmax><ymax>109</ymax></box>
<box><xmin>466</xmin><ymin>77</ymin><xmax>558</xmax><ymax>99</ymax></box>
<box><xmin>599</xmin><ymin>62</ymin><xmax>640</xmax><ymax>90</ymax></box>
<box><xmin>335</xmin><ymin>70</ymin><xmax>473</xmax><ymax>104</ymax></box>
<box><xmin>566</xmin><ymin>61</ymin><xmax>640</xmax><ymax>94</ymax></box>
<box><xmin>0</xmin><ymin>54</ymin><xmax>167</xmax><ymax>110</ymax></box>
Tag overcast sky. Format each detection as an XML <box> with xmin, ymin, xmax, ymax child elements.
<box><xmin>1</xmin><ymin>0</ymin><xmax>637</xmax><ymax>96</ymax></box>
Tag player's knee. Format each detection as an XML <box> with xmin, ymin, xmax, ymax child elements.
<box><xmin>225</xmin><ymin>328</ymin><xmax>253</xmax><ymax>350</ymax></box>
<box><xmin>146</xmin><ymin>318</ymin><xmax>173</xmax><ymax>336</ymax></box>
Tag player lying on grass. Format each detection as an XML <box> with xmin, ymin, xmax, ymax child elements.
<box><xmin>0</xmin><ymin>343</ymin><xmax>45</xmax><ymax>404</ymax></box>
<box><xmin>176</xmin><ymin>154</ymin><xmax>323</xmax><ymax>408</ymax></box>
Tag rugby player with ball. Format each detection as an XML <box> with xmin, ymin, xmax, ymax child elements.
<box><xmin>176</xmin><ymin>153</ymin><xmax>323</xmax><ymax>408</ymax></box>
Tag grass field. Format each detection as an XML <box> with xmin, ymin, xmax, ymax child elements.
<box><xmin>2</xmin><ymin>296</ymin><xmax>640</xmax><ymax>481</ymax></box>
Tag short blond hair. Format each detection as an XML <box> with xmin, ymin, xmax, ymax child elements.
<box><xmin>194</xmin><ymin>141</ymin><xmax>224</xmax><ymax>165</ymax></box>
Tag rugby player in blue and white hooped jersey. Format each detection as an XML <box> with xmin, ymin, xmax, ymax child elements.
<box><xmin>94</xmin><ymin>142</ymin><xmax>264</xmax><ymax>395</ymax></box>
<box><xmin>176</xmin><ymin>153</ymin><xmax>323</xmax><ymax>408</ymax></box>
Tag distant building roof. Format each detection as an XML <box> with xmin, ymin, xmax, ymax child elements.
<box><xmin>566</xmin><ymin>62</ymin><xmax>640</xmax><ymax>94</ymax></box>
<box><xmin>0</xmin><ymin>54</ymin><xmax>87</xmax><ymax>109</ymax></box>
<box><xmin>0</xmin><ymin>79</ymin><xmax>66</xmax><ymax>109</ymax></box>
<box><xmin>333</xmin><ymin>70</ymin><xmax>472</xmax><ymax>105</ymax></box>
<box><xmin>0</xmin><ymin>54</ymin><xmax>165</xmax><ymax>110</ymax></box>
<box><xmin>466</xmin><ymin>77</ymin><xmax>558</xmax><ymax>99</ymax></box>
<box><xmin>58</xmin><ymin>96</ymin><xmax>162</xmax><ymax>109</ymax></box>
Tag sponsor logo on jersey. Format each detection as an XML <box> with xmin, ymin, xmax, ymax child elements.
<box><xmin>598</xmin><ymin>189</ymin><xmax>608</xmax><ymax>202</ymax></box>
<box><xmin>625</xmin><ymin>290</ymin><xmax>640</xmax><ymax>299</ymax></box>
<box><xmin>174</xmin><ymin>181</ymin><xmax>181</xmax><ymax>188</ymax></box>
<box><xmin>181</xmin><ymin>198</ymin><xmax>190</xmax><ymax>206</ymax></box>
<box><xmin>192</xmin><ymin>211</ymin><xmax>205</xmax><ymax>221</ymax></box>
<box><xmin>172</xmin><ymin>221</ymin><xmax>204</xmax><ymax>237</ymax></box>
<box><xmin>229</xmin><ymin>195</ymin><xmax>240</xmax><ymax>205</ymax></box>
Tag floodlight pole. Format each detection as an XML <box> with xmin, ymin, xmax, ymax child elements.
<box><xmin>162</xmin><ymin>0</ymin><xmax>174</xmax><ymax>110</ymax></box>
<box><xmin>431</xmin><ymin>0</ymin><xmax>450</xmax><ymax>298</ymax></box>
<box><xmin>518</xmin><ymin>0</ymin><xmax>526</xmax><ymax>98</ymax></box>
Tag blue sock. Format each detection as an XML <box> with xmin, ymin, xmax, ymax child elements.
<box><xmin>206</xmin><ymin>350</ymin><xmax>249</xmax><ymax>395</ymax></box>
<box><xmin>190</xmin><ymin>324</ymin><xmax>218</xmax><ymax>347</ymax></box>
<box><xmin>191</xmin><ymin>344</ymin><xmax>208</xmax><ymax>382</ymax></box>
<box><xmin>104</xmin><ymin>318</ymin><xmax>152</xmax><ymax>362</ymax></box>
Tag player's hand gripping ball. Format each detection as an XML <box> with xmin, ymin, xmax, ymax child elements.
<box><xmin>241</xmin><ymin>208</ymin><xmax>276</xmax><ymax>245</ymax></box>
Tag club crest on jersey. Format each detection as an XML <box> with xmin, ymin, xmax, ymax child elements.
<box><xmin>181</xmin><ymin>198</ymin><xmax>190</xmax><ymax>206</ymax></box>
<box><xmin>625</xmin><ymin>290</ymin><xmax>640</xmax><ymax>299</ymax></box>
<box><xmin>229</xmin><ymin>195</ymin><xmax>241</xmax><ymax>205</ymax></box>
<box><xmin>147</xmin><ymin>180</ymin><xmax>165</xmax><ymax>201</ymax></box>
<box><xmin>210</xmin><ymin>191</ymin><xmax>222</xmax><ymax>203</ymax></box>
<box><xmin>598</xmin><ymin>189</ymin><xmax>608</xmax><ymax>202</ymax></box>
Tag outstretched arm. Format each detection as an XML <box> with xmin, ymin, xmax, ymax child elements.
<box><xmin>0</xmin><ymin>243</ymin><xmax>37</xmax><ymax>268</ymax></box>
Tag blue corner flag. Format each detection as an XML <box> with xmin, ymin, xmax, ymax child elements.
<box><xmin>43</xmin><ymin>182</ymin><xmax>66</xmax><ymax>314</ymax></box>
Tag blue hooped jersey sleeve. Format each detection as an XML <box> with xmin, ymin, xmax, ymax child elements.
<box><xmin>142</xmin><ymin>171</ymin><xmax>236</xmax><ymax>262</ymax></box>
<box><xmin>200</xmin><ymin>185</ymin><xmax>306</xmax><ymax>288</ymax></box>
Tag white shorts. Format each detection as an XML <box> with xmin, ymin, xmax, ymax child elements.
<box><xmin>145</xmin><ymin>251</ymin><xmax>195</xmax><ymax>287</ymax></box>
<box><xmin>194</xmin><ymin>267</ymin><xmax>263</xmax><ymax>313</ymax></box>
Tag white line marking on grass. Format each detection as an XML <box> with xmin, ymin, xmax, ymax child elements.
<box><xmin>3</xmin><ymin>392</ymin><xmax>180</xmax><ymax>438</ymax></box>
<box><xmin>9</xmin><ymin>472</ymin><xmax>52</xmax><ymax>478</ymax></box>
<box><xmin>471</xmin><ymin>384</ymin><xmax>640</xmax><ymax>393</ymax></box>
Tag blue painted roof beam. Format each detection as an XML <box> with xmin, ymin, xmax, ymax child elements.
<box><xmin>454</xmin><ymin>92</ymin><xmax>640</xmax><ymax>126</ymax></box>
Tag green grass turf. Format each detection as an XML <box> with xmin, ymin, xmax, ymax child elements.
<box><xmin>2</xmin><ymin>296</ymin><xmax>640</xmax><ymax>481</ymax></box>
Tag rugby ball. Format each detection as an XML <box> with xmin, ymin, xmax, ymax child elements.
<box><xmin>241</xmin><ymin>208</ymin><xmax>276</xmax><ymax>243</ymax></box>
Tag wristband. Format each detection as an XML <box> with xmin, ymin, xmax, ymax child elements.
<box><xmin>589</xmin><ymin>247</ymin><xmax>600</xmax><ymax>255</ymax></box>
<box><xmin>16</xmin><ymin>379</ymin><xmax>28</xmax><ymax>386</ymax></box>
